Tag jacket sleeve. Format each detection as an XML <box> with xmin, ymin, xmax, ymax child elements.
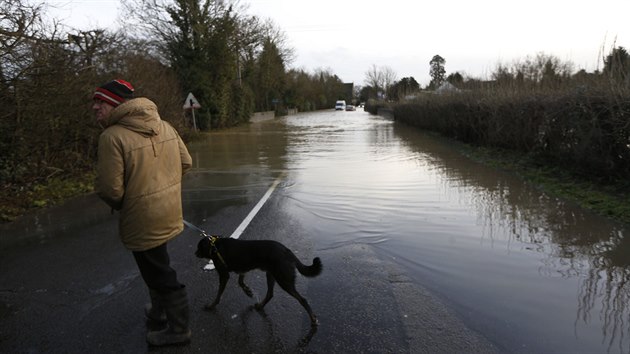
<box><xmin>96</xmin><ymin>132</ymin><xmax>125</xmax><ymax>210</ymax></box>
<box><xmin>178</xmin><ymin>135</ymin><xmax>192</xmax><ymax>175</ymax></box>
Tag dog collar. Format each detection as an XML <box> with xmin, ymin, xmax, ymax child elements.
<box><xmin>183</xmin><ymin>220</ymin><xmax>227</xmax><ymax>267</ymax></box>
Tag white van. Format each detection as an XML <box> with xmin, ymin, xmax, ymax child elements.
<box><xmin>335</xmin><ymin>100</ymin><xmax>346</xmax><ymax>110</ymax></box>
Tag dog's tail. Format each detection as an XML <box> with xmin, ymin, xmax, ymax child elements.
<box><xmin>297</xmin><ymin>257</ymin><xmax>323</xmax><ymax>277</ymax></box>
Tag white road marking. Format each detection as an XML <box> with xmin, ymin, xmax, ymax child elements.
<box><xmin>203</xmin><ymin>173</ymin><xmax>285</xmax><ymax>271</ymax></box>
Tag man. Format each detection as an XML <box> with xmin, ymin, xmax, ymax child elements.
<box><xmin>93</xmin><ymin>79</ymin><xmax>193</xmax><ymax>346</ymax></box>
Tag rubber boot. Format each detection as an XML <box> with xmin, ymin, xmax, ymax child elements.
<box><xmin>146</xmin><ymin>287</ymin><xmax>191</xmax><ymax>346</ymax></box>
<box><xmin>145</xmin><ymin>289</ymin><xmax>167</xmax><ymax>324</ymax></box>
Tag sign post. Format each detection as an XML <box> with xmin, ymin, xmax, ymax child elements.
<box><xmin>183</xmin><ymin>92</ymin><xmax>202</xmax><ymax>131</ymax></box>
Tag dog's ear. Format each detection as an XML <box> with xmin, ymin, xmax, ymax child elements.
<box><xmin>195</xmin><ymin>238</ymin><xmax>206</xmax><ymax>254</ymax></box>
<box><xmin>196</xmin><ymin>237</ymin><xmax>212</xmax><ymax>258</ymax></box>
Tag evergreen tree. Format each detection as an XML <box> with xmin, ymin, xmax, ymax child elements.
<box><xmin>429</xmin><ymin>55</ymin><xmax>446</xmax><ymax>89</ymax></box>
<box><xmin>604</xmin><ymin>46</ymin><xmax>629</xmax><ymax>85</ymax></box>
<box><xmin>254</xmin><ymin>39</ymin><xmax>286</xmax><ymax>112</ymax></box>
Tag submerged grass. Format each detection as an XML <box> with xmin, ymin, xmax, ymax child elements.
<box><xmin>0</xmin><ymin>132</ymin><xmax>209</xmax><ymax>223</ymax></box>
<box><xmin>0</xmin><ymin>173</ymin><xmax>95</xmax><ymax>223</ymax></box>
<box><xmin>438</xmin><ymin>133</ymin><xmax>630</xmax><ymax>225</ymax></box>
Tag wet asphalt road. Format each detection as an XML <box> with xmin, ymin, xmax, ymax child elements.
<box><xmin>1</xmin><ymin>190</ymin><xmax>500</xmax><ymax>353</ymax></box>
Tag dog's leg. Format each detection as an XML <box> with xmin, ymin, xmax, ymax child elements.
<box><xmin>276</xmin><ymin>277</ymin><xmax>318</xmax><ymax>327</ymax></box>
<box><xmin>254</xmin><ymin>272</ymin><xmax>275</xmax><ymax>310</ymax></box>
<box><xmin>206</xmin><ymin>270</ymin><xmax>229</xmax><ymax>310</ymax></box>
<box><xmin>238</xmin><ymin>274</ymin><xmax>253</xmax><ymax>298</ymax></box>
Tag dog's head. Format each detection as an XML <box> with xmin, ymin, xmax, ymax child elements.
<box><xmin>195</xmin><ymin>237</ymin><xmax>212</xmax><ymax>259</ymax></box>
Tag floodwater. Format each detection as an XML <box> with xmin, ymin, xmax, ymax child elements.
<box><xmin>186</xmin><ymin>109</ymin><xmax>630</xmax><ymax>353</ymax></box>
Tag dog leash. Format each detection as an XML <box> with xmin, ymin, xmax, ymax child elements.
<box><xmin>183</xmin><ymin>219</ymin><xmax>212</xmax><ymax>237</ymax></box>
<box><xmin>183</xmin><ymin>220</ymin><xmax>227</xmax><ymax>267</ymax></box>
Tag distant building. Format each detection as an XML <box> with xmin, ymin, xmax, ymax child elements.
<box><xmin>343</xmin><ymin>83</ymin><xmax>354</xmax><ymax>102</ymax></box>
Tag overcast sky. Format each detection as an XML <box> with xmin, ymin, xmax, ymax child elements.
<box><xmin>48</xmin><ymin>0</ymin><xmax>629</xmax><ymax>86</ymax></box>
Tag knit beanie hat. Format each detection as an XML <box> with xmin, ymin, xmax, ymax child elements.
<box><xmin>93</xmin><ymin>79</ymin><xmax>134</xmax><ymax>107</ymax></box>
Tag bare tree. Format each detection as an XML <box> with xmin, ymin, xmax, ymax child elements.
<box><xmin>364</xmin><ymin>64</ymin><xmax>383</xmax><ymax>91</ymax></box>
<box><xmin>259</xmin><ymin>18</ymin><xmax>294</xmax><ymax>65</ymax></box>
<box><xmin>1</xmin><ymin>0</ymin><xmax>45</xmax><ymax>84</ymax></box>
<box><xmin>382</xmin><ymin>65</ymin><xmax>397</xmax><ymax>97</ymax></box>
<box><xmin>364</xmin><ymin>64</ymin><xmax>397</xmax><ymax>98</ymax></box>
<box><xmin>511</xmin><ymin>53</ymin><xmax>573</xmax><ymax>84</ymax></box>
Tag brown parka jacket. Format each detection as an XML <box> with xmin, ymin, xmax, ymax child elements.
<box><xmin>96</xmin><ymin>98</ymin><xmax>192</xmax><ymax>251</ymax></box>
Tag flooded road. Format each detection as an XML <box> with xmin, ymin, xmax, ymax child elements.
<box><xmin>188</xmin><ymin>109</ymin><xmax>630</xmax><ymax>353</ymax></box>
<box><xmin>2</xmin><ymin>108</ymin><xmax>630</xmax><ymax>353</ymax></box>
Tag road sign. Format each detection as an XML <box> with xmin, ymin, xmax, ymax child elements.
<box><xmin>183</xmin><ymin>92</ymin><xmax>201</xmax><ymax>109</ymax></box>
<box><xmin>183</xmin><ymin>92</ymin><xmax>201</xmax><ymax>131</ymax></box>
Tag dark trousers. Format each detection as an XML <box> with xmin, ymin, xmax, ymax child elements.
<box><xmin>133</xmin><ymin>242</ymin><xmax>183</xmax><ymax>294</ymax></box>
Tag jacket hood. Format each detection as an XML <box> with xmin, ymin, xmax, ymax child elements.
<box><xmin>103</xmin><ymin>97</ymin><xmax>161</xmax><ymax>137</ymax></box>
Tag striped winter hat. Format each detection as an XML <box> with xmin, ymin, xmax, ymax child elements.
<box><xmin>93</xmin><ymin>79</ymin><xmax>134</xmax><ymax>107</ymax></box>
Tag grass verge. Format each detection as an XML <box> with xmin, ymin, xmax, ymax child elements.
<box><xmin>452</xmin><ymin>140</ymin><xmax>630</xmax><ymax>225</ymax></box>
<box><xmin>0</xmin><ymin>173</ymin><xmax>95</xmax><ymax>223</ymax></box>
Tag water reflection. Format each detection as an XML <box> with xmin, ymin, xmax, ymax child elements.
<box><xmin>392</xmin><ymin>123</ymin><xmax>630</xmax><ymax>352</ymax></box>
<box><xmin>183</xmin><ymin>120</ymin><xmax>289</xmax><ymax>224</ymax></box>
<box><xmin>0</xmin><ymin>194</ymin><xmax>113</xmax><ymax>250</ymax></box>
<box><xmin>578</xmin><ymin>233</ymin><xmax>630</xmax><ymax>353</ymax></box>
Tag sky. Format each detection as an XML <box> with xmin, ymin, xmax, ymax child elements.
<box><xmin>47</xmin><ymin>0</ymin><xmax>630</xmax><ymax>87</ymax></box>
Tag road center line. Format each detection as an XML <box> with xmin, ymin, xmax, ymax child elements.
<box><xmin>229</xmin><ymin>172</ymin><xmax>285</xmax><ymax>240</ymax></box>
<box><xmin>204</xmin><ymin>172</ymin><xmax>285</xmax><ymax>270</ymax></box>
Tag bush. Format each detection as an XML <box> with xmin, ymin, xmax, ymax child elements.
<box><xmin>392</xmin><ymin>84</ymin><xmax>630</xmax><ymax>182</ymax></box>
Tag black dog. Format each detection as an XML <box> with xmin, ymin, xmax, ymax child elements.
<box><xmin>195</xmin><ymin>237</ymin><xmax>323</xmax><ymax>326</ymax></box>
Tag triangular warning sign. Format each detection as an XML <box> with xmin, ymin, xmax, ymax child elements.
<box><xmin>183</xmin><ymin>92</ymin><xmax>201</xmax><ymax>109</ymax></box>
